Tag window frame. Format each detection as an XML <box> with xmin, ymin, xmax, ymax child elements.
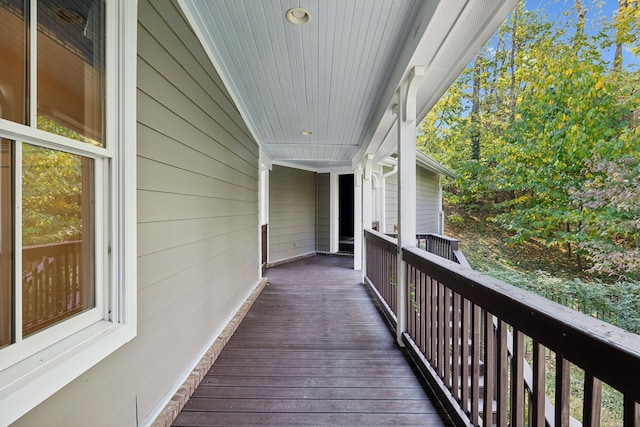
<box><xmin>0</xmin><ymin>1</ymin><xmax>137</xmax><ymax>424</ymax></box>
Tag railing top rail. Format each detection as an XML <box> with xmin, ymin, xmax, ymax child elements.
<box><xmin>365</xmin><ymin>228</ymin><xmax>398</xmax><ymax>251</ymax></box>
<box><xmin>416</xmin><ymin>233</ymin><xmax>460</xmax><ymax>244</ymax></box>
<box><xmin>403</xmin><ymin>246</ymin><xmax>640</xmax><ymax>402</ymax></box>
<box><xmin>23</xmin><ymin>240</ymin><xmax>83</xmax><ymax>251</ymax></box>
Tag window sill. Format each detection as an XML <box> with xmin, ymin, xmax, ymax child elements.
<box><xmin>0</xmin><ymin>320</ymin><xmax>136</xmax><ymax>426</ymax></box>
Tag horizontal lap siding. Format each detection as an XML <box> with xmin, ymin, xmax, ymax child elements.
<box><xmin>384</xmin><ymin>166</ymin><xmax>440</xmax><ymax>234</ymax></box>
<box><xmin>269</xmin><ymin>166</ymin><xmax>317</xmax><ymax>262</ymax></box>
<box><xmin>12</xmin><ymin>1</ymin><xmax>260</xmax><ymax>426</ymax></box>
<box><xmin>385</xmin><ymin>171</ymin><xmax>398</xmax><ymax>234</ymax></box>
<box><xmin>416</xmin><ymin>167</ymin><xmax>439</xmax><ymax>233</ymax></box>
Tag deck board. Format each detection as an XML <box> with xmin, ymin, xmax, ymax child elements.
<box><xmin>172</xmin><ymin>255</ymin><xmax>450</xmax><ymax>426</ymax></box>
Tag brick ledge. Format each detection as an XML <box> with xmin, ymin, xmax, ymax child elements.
<box><xmin>151</xmin><ymin>277</ymin><xmax>269</xmax><ymax>427</ymax></box>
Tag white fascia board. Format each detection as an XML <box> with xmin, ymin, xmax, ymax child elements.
<box><xmin>355</xmin><ymin>0</ymin><xmax>518</xmax><ymax>169</ymax></box>
<box><xmin>378</xmin><ymin>150</ymin><xmax>455</xmax><ymax>179</ymax></box>
<box><xmin>415</xmin><ymin>0</ymin><xmax>519</xmax><ymax>123</ymax></box>
<box><xmin>416</xmin><ymin>151</ymin><xmax>456</xmax><ymax>179</ymax></box>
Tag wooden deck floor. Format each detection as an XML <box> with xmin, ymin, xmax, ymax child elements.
<box><xmin>172</xmin><ymin>255</ymin><xmax>450</xmax><ymax>426</ymax></box>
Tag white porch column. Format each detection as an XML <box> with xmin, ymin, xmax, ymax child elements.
<box><xmin>353</xmin><ymin>166</ymin><xmax>363</xmax><ymax>270</ymax></box>
<box><xmin>259</xmin><ymin>164</ymin><xmax>270</xmax><ymax>275</ymax></box>
<box><xmin>329</xmin><ymin>172</ymin><xmax>340</xmax><ymax>253</ymax></box>
<box><xmin>396</xmin><ymin>66</ymin><xmax>424</xmax><ymax>345</ymax></box>
<box><xmin>361</xmin><ymin>154</ymin><xmax>374</xmax><ymax>279</ymax></box>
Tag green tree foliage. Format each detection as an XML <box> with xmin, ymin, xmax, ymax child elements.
<box><xmin>22</xmin><ymin>117</ymin><xmax>91</xmax><ymax>246</ymax></box>
<box><xmin>22</xmin><ymin>144</ymin><xmax>85</xmax><ymax>246</ymax></box>
<box><xmin>419</xmin><ymin>0</ymin><xmax>640</xmax><ymax>275</ymax></box>
<box><xmin>573</xmin><ymin>151</ymin><xmax>640</xmax><ymax>278</ymax></box>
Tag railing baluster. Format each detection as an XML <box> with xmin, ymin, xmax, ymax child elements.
<box><xmin>624</xmin><ymin>398</ymin><xmax>640</xmax><ymax>427</ymax></box>
<box><xmin>496</xmin><ymin>320</ymin><xmax>508</xmax><ymax>427</ymax></box>
<box><xmin>461</xmin><ymin>298</ymin><xmax>470</xmax><ymax>413</ymax></box>
<box><xmin>408</xmin><ymin>266</ymin><xmax>415</xmax><ymax>340</ymax></box>
<box><xmin>444</xmin><ymin>287</ymin><xmax>452</xmax><ymax>389</ymax></box>
<box><xmin>431</xmin><ymin>276</ymin><xmax>438</xmax><ymax>366</ymax></box>
<box><xmin>424</xmin><ymin>276</ymin><xmax>435</xmax><ymax>364</ymax></box>
<box><xmin>532</xmin><ymin>341</ymin><xmax>546</xmax><ymax>427</ymax></box>
<box><xmin>511</xmin><ymin>329</ymin><xmax>525</xmax><ymax>427</ymax></box>
<box><xmin>555</xmin><ymin>354</ymin><xmax>571</xmax><ymax>427</ymax></box>
<box><xmin>471</xmin><ymin>304</ymin><xmax>481</xmax><ymax>425</ymax></box>
<box><xmin>438</xmin><ymin>281</ymin><xmax>445</xmax><ymax>378</ymax></box>
<box><xmin>483</xmin><ymin>311</ymin><xmax>495</xmax><ymax>427</ymax></box>
<box><xmin>420</xmin><ymin>270</ymin><xmax>427</xmax><ymax>355</ymax></box>
<box><xmin>583</xmin><ymin>373</ymin><xmax>602</xmax><ymax>427</ymax></box>
<box><xmin>452</xmin><ymin>292</ymin><xmax>461</xmax><ymax>401</ymax></box>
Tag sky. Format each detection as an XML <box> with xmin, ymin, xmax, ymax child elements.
<box><xmin>526</xmin><ymin>0</ymin><xmax>637</xmax><ymax>67</ymax></box>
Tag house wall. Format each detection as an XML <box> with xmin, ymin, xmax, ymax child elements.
<box><xmin>384</xmin><ymin>168</ymin><xmax>398</xmax><ymax>234</ymax></box>
<box><xmin>416</xmin><ymin>167</ymin><xmax>440</xmax><ymax>233</ymax></box>
<box><xmin>316</xmin><ymin>173</ymin><xmax>330</xmax><ymax>252</ymax></box>
<box><xmin>12</xmin><ymin>1</ymin><xmax>261</xmax><ymax>426</ymax></box>
<box><xmin>269</xmin><ymin>165</ymin><xmax>317</xmax><ymax>263</ymax></box>
<box><xmin>384</xmin><ymin>165</ymin><xmax>440</xmax><ymax>235</ymax></box>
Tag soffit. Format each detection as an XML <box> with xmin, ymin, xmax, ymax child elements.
<box><xmin>179</xmin><ymin>0</ymin><xmax>518</xmax><ymax>171</ymax></box>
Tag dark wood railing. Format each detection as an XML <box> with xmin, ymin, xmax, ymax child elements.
<box><xmin>261</xmin><ymin>224</ymin><xmax>268</xmax><ymax>273</ymax></box>
<box><xmin>364</xmin><ymin>230</ymin><xmax>398</xmax><ymax>324</ymax></box>
<box><xmin>417</xmin><ymin>233</ymin><xmax>470</xmax><ymax>268</ymax></box>
<box><xmin>364</xmin><ymin>229</ymin><xmax>640</xmax><ymax>427</ymax></box>
<box><xmin>404</xmin><ymin>248</ymin><xmax>640</xmax><ymax>427</ymax></box>
<box><xmin>387</xmin><ymin>232</ymin><xmax>470</xmax><ymax>267</ymax></box>
<box><xmin>22</xmin><ymin>241</ymin><xmax>86</xmax><ymax>336</ymax></box>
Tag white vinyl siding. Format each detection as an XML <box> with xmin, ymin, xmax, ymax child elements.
<box><xmin>384</xmin><ymin>165</ymin><xmax>441</xmax><ymax>235</ymax></box>
<box><xmin>384</xmin><ymin>170</ymin><xmax>398</xmax><ymax>234</ymax></box>
<box><xmin>416</xmin><ymin>167</ymin><xmax>440</xmax><ymax>233</ymax></box>
<box><xmin>269</xmin><ymin>165</ymin><xmax>317</xmax><ymax>263</ymax></box>
<box><xmin>316</xmin><ymin>173</ymin><xmax>330</xmax><ymax>252</ymax></box>
<box><xmin>11</xmin><ymin>1</ymin><xmax>260</xmax><ymax>426</ymax></box>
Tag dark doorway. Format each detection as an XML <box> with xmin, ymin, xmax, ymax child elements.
<box><xmin>338</xmin><ymin>174</ymin><xmax>354</xmax><ymax>253</ymax></box>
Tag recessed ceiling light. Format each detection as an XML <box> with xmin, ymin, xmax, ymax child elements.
<box><xmin>301</xmin><ymin>130</ymin><xmax>313</xmax><ymax>136</ymax></box>
<box><xmin>286</xmin><ymin>8</ymin><xmax>311</xmax><ymax>25</ymax></box>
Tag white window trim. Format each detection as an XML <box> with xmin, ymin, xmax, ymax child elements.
<box><xmin>0</xmin><ymin>1</ymin><xmax>137</xmax><ymax>425</ymax></box>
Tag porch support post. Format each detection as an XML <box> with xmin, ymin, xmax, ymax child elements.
<box><xmin>329</xmin><ymin>172</ymin><xmax>340</xmax><ymax>253</ymax></box>
<box><xmin>361</xmin><ymin>154</ymin><xmax>374</xmax><ymax>279</ymax></box>
<box><xmin>396</xmin><ymin>66</ymin><xmax>424</xmax><ymax>345</ymax></box>
<box><xmin>353</xmin><ymin>166</ymin><xmax>363</xmax><ymax>270</ymax></box>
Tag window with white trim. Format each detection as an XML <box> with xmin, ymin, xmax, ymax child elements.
<box><xmin>0</xmin><ymin>0</ymin><xmax>136</xmax><ymax>423</ymax></box>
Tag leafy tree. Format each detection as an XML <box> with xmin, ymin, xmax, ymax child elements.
<box><xmin>495</xmin><ymin>41</ymin><xmax>632</xmax><ymax>260</ymax></box>
<box><xmin>419</xmin><ymin>0</ymin><xmax>639</xmax><ymax>274</ymax></box>
<box><xmin>573</xmin><ymin>149</ymin><xmax>640</xmax><ymax>279</ymax></box>
<box><xmin>22</xmin><ymin>144</ymin><xmax>87</xmax><ymax>246</ymax></box>
<box><xmin>22</xmin><ymin>118</ymin><xmax>92</xmax><ymax>246</ymax></box>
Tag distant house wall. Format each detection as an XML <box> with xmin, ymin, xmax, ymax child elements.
<box><xmin>416</xmin><ymin>167</ymin><xmax>440</xmax><ymax>233</ymax></box>
<box><xmin>384</xmin><ymin>168</ymin><xmax>398</xmax><ymax>234</ymax></box>
<box><xmin>316</xmin><ymin>173</ymin><xmax>331</xmax><ymax>252</ymax></box>
<box><xmin>13</xmin><ymin>1</ymin><xmax>261</xmax><ymax>425</ymax></box>
<box><xmin>269</xmin><ymin>165</ymin><xmax>317</xmax><ymax>263</ymax></box>
<box><xmin>384</xmin><ymin>164</ymin><xmax>441</xmax><ymax>235</ymax></box>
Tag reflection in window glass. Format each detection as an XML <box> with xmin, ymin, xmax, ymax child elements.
<box><xmin>0</xmin><ymin>140</ymin><xmax>12</xmax><ymax>348</ymax></box>
<box><xmin>37</xmin><ymin>0</ymin><xmax>104</xmax><ymax>146</ymax></box>
<box><xmin>22</xmin><ymin>144</ymin><xmax>94</xmax><ymax>337</ymax></box>
<box><xmin>0</xmin><ymin>0</ymin><xmax>28</xmax><ymax>124</ymax></box>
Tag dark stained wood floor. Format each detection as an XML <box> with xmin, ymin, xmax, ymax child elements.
<box><xmin>172</xmin><ymin>255</ymin><xmax>450</xmax><ymax>426</ymax></box>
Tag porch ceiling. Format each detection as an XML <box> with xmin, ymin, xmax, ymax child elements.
<box><xmin>178</xmin><ymin>0</ymin><xmax>517</xmax><ymax>171</ymax></box>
